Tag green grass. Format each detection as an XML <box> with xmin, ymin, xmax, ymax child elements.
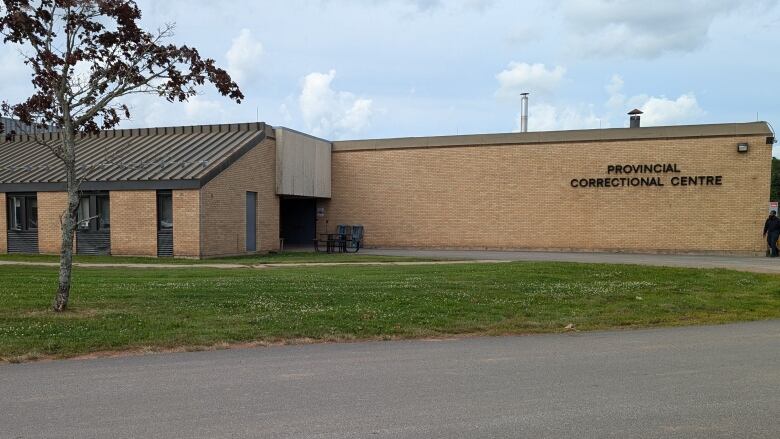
<box><xmin>1</xmin><ymin>262</ymin><xmax>779</xmax><ymax>361</ymax></box>
<box><xmin>0</xmin><ymin>252</ymin><xmax>433</xmax><ymax>265</ymax></box>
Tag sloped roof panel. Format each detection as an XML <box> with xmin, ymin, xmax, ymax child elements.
<box><xmin>0</xmin><ymin>122</ymin><xmax>271</xmax><ymax>190</ymax></box>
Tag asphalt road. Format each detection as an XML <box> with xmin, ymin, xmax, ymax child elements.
<box><xmin>2</xmin><ymin>321</ymin><xmax>778</xmax><ymax>438</ymax></box>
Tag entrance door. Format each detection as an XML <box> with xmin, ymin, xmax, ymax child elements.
<box><xmin>279</xmin><ymin>198</ymin><xmax>316</xmax><ymax>247</ymax></box>
<box><xmin>246</xmin><ymin>192</ymin><xmax>257</xmax><ymax>252</ymax></box>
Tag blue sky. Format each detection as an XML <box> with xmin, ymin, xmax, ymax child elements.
<box><xmin>1</xmin><ymin>0</ymin><xmax>779</xmax><ymax>152</ymax></box>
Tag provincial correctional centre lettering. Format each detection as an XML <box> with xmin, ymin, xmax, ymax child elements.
<box><xmin>570</xmin><ymin>163</ymin><xmax>723</xmax><ymax>188</ymax></box>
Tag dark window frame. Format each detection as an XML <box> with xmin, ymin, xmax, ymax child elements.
<box><xmin>77</xmin><ymin>192</ymin><xmax>110</xmax><ymax>232</ymax></box>
<box><xmin>156</xmin><ymin>190</ymin><xmax>173</xmax><ymax>231</ymax></box>
<box><xmin>96</xmin><ymin>194</ymin><xmax>110</xmax><ymax>230</ymax></box>
<box><xmin>7</xmin><ymin>193</ymin><xmax>38</xmax><ymax>231</ymax></box>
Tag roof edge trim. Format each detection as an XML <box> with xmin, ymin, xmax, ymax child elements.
<box><xmin>274</xmin><ymin>126</ymin><xmax>332</xmax><ymax>143</ymax></box>
<box><xmin>5</xmin><ymin>122</ymin><xmax>269</xmax><ymax>144</ymax></box>
<box><xmin>332</xmin><ymin>122</ymin><xmax>772</xmax><ymax>152</ymax></box>
<box><xmin>0</xmin><ymin>179</ymin><xmax>201</xmax><ymax>192</ymax></box>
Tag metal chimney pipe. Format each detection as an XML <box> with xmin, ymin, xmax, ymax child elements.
<box><xmin>520</xmin><ymin>93</ymin><xmax>529</xmax><ymax>132</ymax></box>
<box><xmin>628</xmin><ymin>108</ymin><xmax>643</xmax><ymax>128</ymax></box>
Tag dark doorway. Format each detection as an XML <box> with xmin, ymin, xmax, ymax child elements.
<box><xmin>280</xmin><ymin>197</ymin><xmax>316</xmax><ymax>247</ymax></box>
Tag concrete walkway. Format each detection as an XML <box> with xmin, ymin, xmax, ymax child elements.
<box><xmin>363</xmin><ymin>248</ymin><xmax>780</xmax><ymax>274</ymax></box>
<box><xmin>1</xmin><ymin>249</ymin><xmax>779</xmax><ymax>274</ymax></box>
<box><xmin>0</xmin><ymin>259</ymin><xmax>511</xmax><ymax>270</ymax></box>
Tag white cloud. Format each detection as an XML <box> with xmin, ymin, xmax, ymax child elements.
<box><xmin>635</xmin><ymin>94</ymin><xmax>705</xmax><ymax>126</ymax></box>
<box><xmin>406</xmin><ymin>0</ymin><xmax>441</xmax><ymax>10</ymax></box>
<box><xmin>561</xmin><ymin>0</ymin><xmax>772</xmax><ymax>58</ymax></box>
<box><xmin>183</xmin><ymin>96</ymin><xmax>229</xmax><ymax>122</ymax></box>
<box><xmin>299</xmin><ymin>70</ymin><xmax>374</xmax><ymax>139</ymax></box>
<box><xmin>496</xmin><ymin>63</ymin><xmax>566</xmax><ymax>99</ymax></box>
<box><xmin>0</xmin><ymin>47</ymin><xmax>34</xmax><ymax>105</ymax></box>
<box><xmin>278</xmin><ymin>103</ymin><xmax>293</xmax><ymax>123</ymax></box>
<box><xmin>369</xmin><ymin>0</ymin><xmax>495</xmax><ymax>12</ymax></box>
<box><xmin>463</xmin><ymin>0</ymin><xmax>496</xmax><ymax>12</ymax></box>
<box><xmin>0</xmin><ymin>48</ymin><xmax>27</xmax><ymax>78</ymax></box>
<box><xmin>121</xmin><ymin>95</ymin><xmax>231</xmax><ymax>128</ymax></box>
<box><xmin>506</xmin><ymin>25</ymin><xmax>542</xmax><ymax>45</ymax></box>
<box><xmin>510</xmin><ymin>73</ymin><xmax>705</xmax><ymax>132</ymax></box>
<box><xmin>519</xmin><ymin>103</ymin><xmax>601</xmax><ymax>132</ymax></box>
<box><xmin>605</xmin><ymin>74</ymin><xmax>625</xmax><ymax>110</ymax></box>
<box><xmin>604</xmin><ymin>74</ymin><xmax>705</xmax><ymax>125</ymax></box>
<box><xmin>225</xmin><ymin>28</ymin><xmax>264</xmax><ymax>84</ymax></box>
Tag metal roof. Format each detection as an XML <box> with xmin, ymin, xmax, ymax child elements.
<box><xmin>1</xmin><ymin>117</ymin><xmax>55</xmax><ymax>138</ymax></box>
<box><xmin>0</xmin><ymin>122</ymin><xmax>272</xmax><ymax>191</ymax></box>
<box><xmin>332</xmin><ymin>122</ymin><xmax>773</xmax><ymax>152</ymax></box>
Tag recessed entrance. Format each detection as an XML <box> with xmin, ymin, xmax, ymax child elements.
<box><xmin>280</xmin><ymin>197</ymin><xmax>316</xmax><ymax>249</ymax></box>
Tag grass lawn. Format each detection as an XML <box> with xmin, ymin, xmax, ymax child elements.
<box><xmin>1</xmin><ymin>262</ymin><xmax>779</xmax><ymax>362</ymax></box>
<box><xmin>0</xmin><ymin>252</ymin><xmax>434</xmax><ymax>265</ymax></box>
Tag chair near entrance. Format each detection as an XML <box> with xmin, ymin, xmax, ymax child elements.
<box><xmin>315</xmin><ymin>224</ymin><xmax>364</xmax><ymax>253</ymax></box>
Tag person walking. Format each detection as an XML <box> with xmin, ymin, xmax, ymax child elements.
<box><xmin>763</xmin><ymin>210</ymin><xmax>780</xmax><ymax>257</ymax></box>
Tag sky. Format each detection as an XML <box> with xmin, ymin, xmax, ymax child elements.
<box><xmin>1</xmin><ymin>0</ymin><xmax>779</xmax><ymax>153</ymax></box>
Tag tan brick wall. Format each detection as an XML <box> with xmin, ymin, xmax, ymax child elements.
<box><xmin>173</xmin><ymin>190</ymin><xmax>201</xmax><ymax>257</ymax></box>
<box><xmin>315</xmin><ymin>208</ymin><xmax>329</xmax><ymax>238</ymax></box>
<box><xmin>110</xmin><ymin>190</ymin><xmax>157</xmax><ymax>256</ymax></box>
<box><xmin>325</xmin><ymin>135</ymin><xmax>771</xmax><ymax>255</ymax></box>
<box><xmin>201</xmin><ymin>138</ymin><xmax>279</xmax><ymax>257</ymax></box>
<box><xmin>37</xmin><ymin>191</ymin><xmax>69</xmax><ymax>254</ymax></box>
<box><xmin>0</xmin><ymin>193</ymin><xmax>6</xmax><ymax>254</ymax></box>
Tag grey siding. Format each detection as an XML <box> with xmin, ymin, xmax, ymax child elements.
<box><xmin>275</xmin><ymin>127</ymin><xmax>331</xmax><ymax>198</ymax></box>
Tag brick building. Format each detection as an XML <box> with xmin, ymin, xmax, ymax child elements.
<box><xmin>0</xmin><ymin>120</ymin><xmax>774</xmax><ymax>257</ymax></box>
<box><xmin>0</xmin><ymin>122</ymin><xmax>281</xmax><ymax>257</ymax></box>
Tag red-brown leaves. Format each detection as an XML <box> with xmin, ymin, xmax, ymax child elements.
<box><xmin>0</xmin><ymin>0</ymin><xmax>243</xmax><ymax>134</ymax></box>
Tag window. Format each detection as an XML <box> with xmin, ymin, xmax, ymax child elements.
<box><xmin>76</xmin><ymin>193</ymin><xmax>110</xmax><ymax>231</ymax></box>
<box><xmin>10</xmin><ymin>197</ymin><xmax>23</xmax><ymax>230</ymax></box>
<box><xmin>26</xmin><ymin>198</ymin><xmax>37</xmax><ymax>229</ymax></box>
<box><xmin>77</xmin><ymin>196</ymin><xmax>91</xmax><ymax>230</ymax></box>
<box><xmin>7</xmin><ymin>194</ymin><xmax>37</xmax><ymax>231</ymax></box>
<box><xmin>157</xmin><ymin>191</ymin><xmax>173</xmax><ymax>230</ymax></box>
<box><xmin>97</xmin><ymin>196</ymin><xmax>110</xmax><ymax>229</ymax></box>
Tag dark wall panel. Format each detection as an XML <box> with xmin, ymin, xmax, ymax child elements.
<box><xmin>8</xmin><ymin>230</ymin><xmax>39</xmax><ymax>254</ymax></box>
<box><xmin>76</xmin><ymin>231</ymin><xmax>111</xmax><ymax>256</ymax></box>
<box><xmin>157</xmin><ymin>229</ymin><xmax>173</xmax><ymax>257</ymax></box>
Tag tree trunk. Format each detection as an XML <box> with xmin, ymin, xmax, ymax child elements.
<box><xmin>52</xmin><ymin>131</ymin><xmax>79</xmax><ymax>312</ymax></box>
<box><xmin>52</xmin><ymin>209</ymin><xmax>76</xmax><ymax>312</ymax></box>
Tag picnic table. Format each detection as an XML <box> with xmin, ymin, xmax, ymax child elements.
<box><xmin>315</xmin><ymin>225</ymin><xmax>363</xmax><ymax>253</ymax></box>
<box><xmin>318</xmin><ymin>233</ymin><xmax>348</xmax><ymax>253</ymax></box>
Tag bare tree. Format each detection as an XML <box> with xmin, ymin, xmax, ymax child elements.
<box><xmin>0</xmin><ymin>0</ymin><xmax>243</xmax><ymax>312</ymax></box>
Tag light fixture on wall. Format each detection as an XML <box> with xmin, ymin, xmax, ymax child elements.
<box><xmin>737</xmin><ymin>142</ymin><xmax>749</xmax><ymax>153</ymax></box>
